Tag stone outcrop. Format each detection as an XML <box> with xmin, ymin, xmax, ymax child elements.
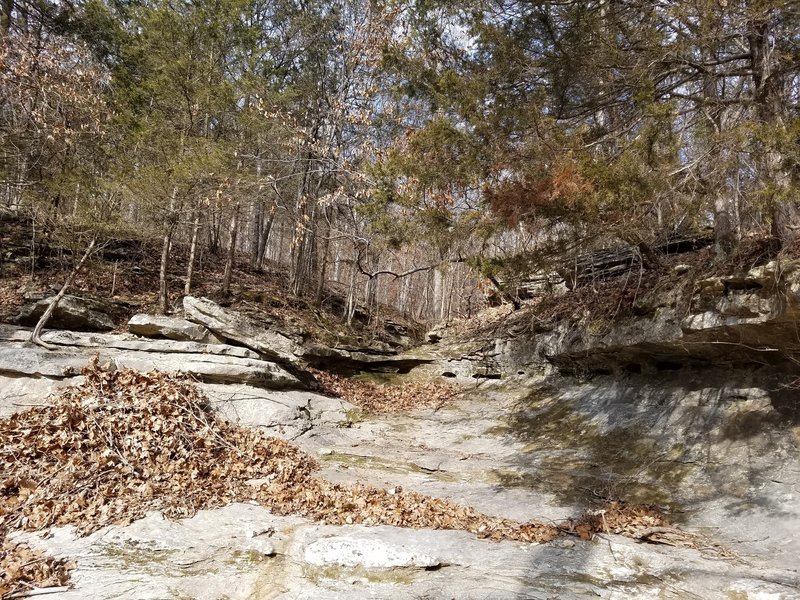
<box><xmin>183</xmin><ymin>296</ymin><xmax>431</xmax><ymax>375</ymax></box>
<box><xmin>128</xmin><ymin>313</ymin><xmax>224</xmax><ymax>343</ymax></box>
<box><xmin>14</xmin><ymin>294</ymin><xmax>128</xmax><ymax>331</ymax></box>
<box><xmin>0</xmin><ymin>325</ymin><xmax>306</xmax><ymax>390</ymax></box>
<box><xmin>183</xmin><ymin>296</ymin><xmax>300</xmax><ymax>365</ymax></box>
<box><xmin>298</xmin><ymin>342</ymin><xmax>433</xmax><ymax>374</ymax></box>
<box><xmin>496</xmin><ymin>258</ymin><xmax>800</xmax><ymax>375</ymax></box>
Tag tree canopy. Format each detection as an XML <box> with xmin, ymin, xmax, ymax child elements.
<box><xmin>2</xmin><ymin>0</ymin><xmax>799</xmax><ymax>323</ymax></box>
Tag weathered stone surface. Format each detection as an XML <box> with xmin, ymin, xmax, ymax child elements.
<box><xmin>0</xmin><ymin>341</ymin><xmax>305</xmax><ymax>389</ymax></box>
<box><xmin>183</xmin><ymin>296</ymin><xmax>299</xmax><ymax>364</ymax></box>
<box><xmin>13</xmin><ymin>504</ymin><xmax>304</xmax><ymax>600</ymax></box>
<box><xmin>112</xmin><ymin>350</ymin><xmax>303</xmax><ymax>389</ymax></box>
<box><xmin>0</xmin><ymin>374</ymin><xmax>82</xmax><ymax>417</ymax></box>
<box><xmin>303</xmin><ymin>535</ymin><xmax>440</xmax><ymax>569</ymax></box>
<box><xmin>128</xmin><ymin>313</ymin><xmax>223</xmax><ymax>343</ymax></box>
<box><xmin>0</xmin><ymin>346</ymin><xmax>88</xmax><ymax>377</ymax></box>
<box><xmin>382</xmin><ymin>320</ymin><xmax>413</xmax><ymax>348</ymax></box>
<box><xmin>18</xmin><ymin>503</ymin><xmax>799</xmax><ymax>600</ymax></box>
<box><xmin>298</xmin><ymin>343</ymin><xmax>433</xmax><ymax>374</ymax></box>
<box><xmin>13</xmin><ymin>295</ymin><xmax>126</xmax><ymax>331</ymax></box>
<box><xmin>491</xmin><ymin>259</ymin><xmax>800</xmax><ymax>374</ymax></box>
<box><xmin>202</xmin><ymin>383</ymin><xmax>353</xmax><ymax>440</ymax></box>
<box><xmin>34</xmin><ymin>327</ymin><xmax>260</xmax><ymax>359</ymax></box>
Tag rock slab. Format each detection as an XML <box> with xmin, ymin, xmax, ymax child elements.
<box><xmin>128</xmin><ymin>313</ymin><xmax>223</xmax><ymax>343</ymax></box>
<box><xmin>14</xmin><ymin>295</ymin><xmax>124</xmax><ymax>331</ymax></box>
<box><xmin>304</xmin><ymin>536</ymin><xmax>440</xmax><ymax>569</ymax></box>
<box><xmin>183</xmin><ymin>296</ymin><xmax>299</xmax><ymax>365</ymax></box>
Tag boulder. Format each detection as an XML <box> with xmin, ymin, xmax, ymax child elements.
<box><xmin>383</xmin><ymin>320</ymin><xmax>413</xmax><ymax>348</ymax></box>
<box><xmin>13</xmin><ymin>295</ymin><xmax>125</xmax><ymax>331</ymax></box>
<box><xmin>183</xmin><ymin>297</ymin><xmax>299</xmax><ymax>365</ymax></box>
<box><xmin>128</xmin><ymin>313</ymin><xmax>223</xmax><ymax>343</ymax></box>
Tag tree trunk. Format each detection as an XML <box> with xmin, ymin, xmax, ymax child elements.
<box><xmin>316</xmin><ymin>206</ymin><xmax>332</xmax><ymax>304</ymax></box>
<box><xmin>344</xmin><ymin>247</ymin><xmax>359</xmax><ymax>325</ymax></box>
<box><xmin>749</xmin><ymin>16</ymin><xmax>798</xmax><ymax>249</ymax></box>
<box><xmin>714</xmin><ymin>193</ymin><xmax>738</xmax><ymax>256</ymax></box>
<box><xmin>256</xmin><ymin>204</ymin><xmax>275</xmax><ymax>271</ymax></box>
<box><xmin>1</xmin><ymin>0</ymin><xmax>13</xmax><ymax>36</ymax></box>
<box><xmin>249</xmin><ymin>199</ymin><xmax>262</xmax><ymax>270</ymax></box>
<box><xmin>30</xmin><ymin>237</ymin><xmax>96</xmax><ymax>349</ymax></box>
<box><xmin>698</xmin><ymin>19</ymin><xmax>738</xmax><ymax>257</ymax></box>
<box><xmin>221</xmin><ymin>200</ymin><xmax>240</xmax><ymax>297</ymax></box>
<box><xmin>185</xmin><ymin>208</ymin><xmax>201</xmax><ymax>295</ymax></box>
<box><xmin>158</xmin><ymin>187</ymin><xmax>179</xmax><ymax>315</ymax></box>
<box><xmin>158</xmin><ymin>230</ymin><xmax>173</xmax><ymax>314</ymax></box>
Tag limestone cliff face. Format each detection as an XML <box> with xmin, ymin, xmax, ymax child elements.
<box><xmin>498</xmin><ymin>259</ymin><xmax>800</xmax><ymax>376</ymax></box>
<box><xmin>416</xmin><ymin>259</ymin><xmax>800</xmax><ymax>383</ymax></box>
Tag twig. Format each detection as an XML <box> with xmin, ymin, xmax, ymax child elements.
<box><xmin>30</xmin><ymin>236</ymin><xmax>97</xmax><ymax>349</ymax></box>
<box><xmin>7</xmin><ymin>587</ymin><xmax>71</xmax><ymax>599</ymax></box>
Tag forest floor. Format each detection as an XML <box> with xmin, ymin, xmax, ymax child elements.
<box><xmin>0</xmin><ymin>216</ymin><xmax>421</xmax><ymax>350</ymax></box>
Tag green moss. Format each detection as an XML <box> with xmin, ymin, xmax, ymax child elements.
<box><xmin>304</xmin><ymin>564</ymin><xmax>416</xmax><ymax>585</ymax></box>
<box><xmin>338</xmin><ymin>408</ymin><xmax>367</xmax><ymax>428</ymax></box>
<box><xmin>101</xmin><ymin>543</ymin><xmax>183</xmax><ymax>576</ymax></box>
<box><xmin>226</xmin><ymin>549</ymin><xmax>272</xmax><ymax>566</ymax></box>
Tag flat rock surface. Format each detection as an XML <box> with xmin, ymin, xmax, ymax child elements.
<box><xmin>16</xmin><ymin>504</ymin><xmax>798</xmax><ymax>600</ymax></box>
<box><xmin>2</xmin><ymin>332</ymin><xmax>799</xmax><ymax>598</ymax></box>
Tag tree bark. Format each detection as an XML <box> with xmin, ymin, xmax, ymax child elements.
<box><xmin>749</xmin><ymin>15</ymin><xmax>798</xmax><ymax>249</ymax></box>
<box><xmin>344</xmin><ymin>246</ymin><xmax>359</xmax><ymax>325</ymax></box>
<box><xmin>316</xmin><ymin>206</ymin><xmax>332</xmax><ymax>304</ymax></box>
<box><xmin>221</xmin><ymin>200</ymin><xmax>240</xmax><ymax>297</ymax></box>
<box><xmin>256</xmin><ymin>204</ymin><xmax>275</xmax><ymax>271</ymax></box>
<box><xmin>30</xmin><ymin>237</ymin><xmax>96</xmax><ymax>349</ymax></box>
<box><xmin>185</xmin><ymin>207</ymin><xmax>201</xmax><ymax>295</ymax></box>
<box><xmin>158</xmin><ymin>186</ymin><xmax>179</xmax><ymax>315</ymax></box>
<box><xmin>699</xmin><ymin>16</ymin><xmax>739</xmax><ymax>256</ymax></box>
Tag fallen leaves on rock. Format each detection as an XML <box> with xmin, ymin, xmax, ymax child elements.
<box><xmin>563</xmin><ymin>501</ymin><xmax>669</xmax><ymax>541</ymax></box>
<box><xmin>0</xmin><ymin>358</ymin><xmax>552</xmax><ymax>596</ymax></box>
<box><xmin>310</xmin><ymin>368</ymin><xmax>459</xmax><ymax>413</ymax></box>
<box><xmin>1</xmin><ymin>359</ymin><xmax>704</xmax><ymax>597</ymax></box>
<box><xmin>1</xmin><ymin>539</ymin><xmax>73</xmax><ymax>599</ymax></box>
<box><xmin>561</xmin><ymin>500</ymin><xmax>716</xmax><ymax>553</ymax></box>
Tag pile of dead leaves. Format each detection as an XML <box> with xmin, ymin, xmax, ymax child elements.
<box><xmin>310</xmin><ymin>368</ymin><xmax>459</xmax><ymax>413</ymax></box>
<box><xmin>0</xmin><ymin>357</ymin><xmax>317</xmax><ymax>535</ymax></box>
<box><xmin>0</xmin><ymin>359</ymin><xmax>554</xmax><ymax>595</ymax></box>
<box><xmin>1</xmin><ymin>540</ymin><xmax>73</xmax><ymax>598</ymax></box>
<box><xmin>259</xmin><ymin>479</ymin><xmax>557</xmax><ymax>544</ymax></box>
<box><xmin>564</xmin><ymin>501</ymin><xmax>669</xmax><ymax>540</ymax></box>
<box><xmin>561</xmin><ymin>500</ymin><xmax>726</xmax><ymax>553</ymax></box>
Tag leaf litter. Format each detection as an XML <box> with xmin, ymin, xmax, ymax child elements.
<box><xmin>310</xmin><ymin>368</ymin><xmax>459</xmax><ymax>413</ymax></box>
<box><xmin>0</xmin><ymin>358</ymin><xmax>551</xmax><ymax>596</ymax></box>
<box><xmin>1</xmin><ymin>358</ymin><xmax>708</xmax><ymax>596</ymax></box>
